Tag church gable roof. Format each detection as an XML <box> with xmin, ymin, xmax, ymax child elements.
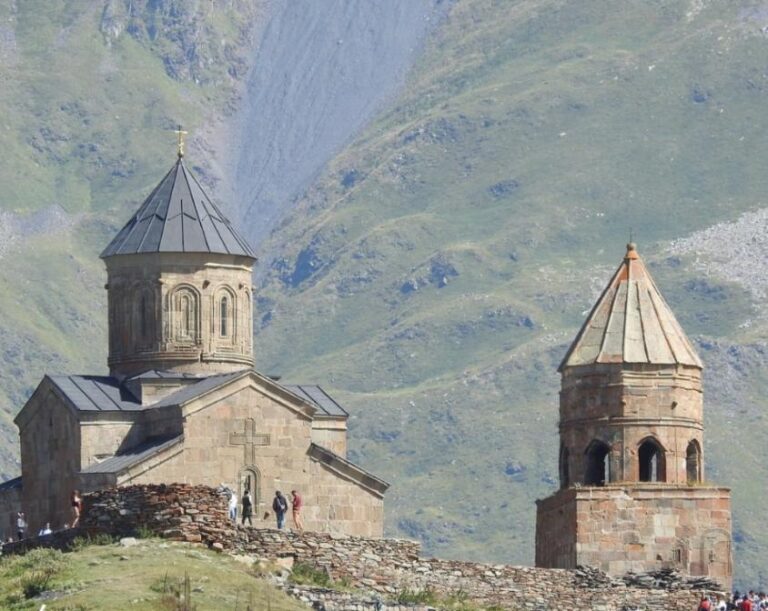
<box><xmin>151</xmin><ymin>370</ymin><xmax>248</xmax><ymax>408</ymax></box>
<box><xmin>282</xmin><ymin>384</ymin><xmax>348</xmax><ymax>417</ymax></box>
<box><xmin>100</xmin><ymin>158</ymin><xmax>256</xmax><ymax>259</ymax></box>
<box><xmin>40</xmin><ymin>370</ymin><xmax>349</xmax><ymax>421</ymax></box>
<box><xmin>560</xmin><ymin>243</ymin><xmax>702</xmax><ymax>371</ymax></box>
<box><xmin>48</xmin><ymin>375</ymin><xmax>142</xmax><ymax>411</ymax></box>
<box><xmin>309</xmin><ymin>443</ymin><xmax>390</xmax><ymax>497</ymax></box>
<box><xmin>80</xmin><ymin>435</ymin><xmax>182</xmax><ymax>475</ymax></box>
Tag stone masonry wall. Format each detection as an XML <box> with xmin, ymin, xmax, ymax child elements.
<box><xmin>536</xmin><ymin>485</ymin><xmax>732</xmax><ymax>591</ymax></box>
<box><xmin>72</xmin><ymin>484</ymin><xmax>722</xmax><ymax>610</ymax></box>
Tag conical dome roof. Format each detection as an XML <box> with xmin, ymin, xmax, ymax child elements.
<box><xmin>101</xmin><ymin>158</ymin><xmax>256</xmax><ymax>259</ymax></box>
<box><xmin>559</xmin><ymin>243</ymin><xmax>702</xmax><ymax>371</ymax></box>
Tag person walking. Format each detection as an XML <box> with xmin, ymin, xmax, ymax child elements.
<box><xmin>715</xmin><ymin>594</ymin><xmax>727</xmax><ymax>611</ymax></box>
<box><xmin>71</xmin><ymin>490</ymin><xmax>83</xmax><ymax>527</ymax></box>
<box><xmin>291</xmin><ymin>490</ymin><xmax>304</xmax><ymax>532</ymax></box>
<box><xmin>241</xmin><ymin>490</ymin><xmax>253</xmax><ymax>526</ymax></box>
<box><xmin>15</xmin><ymin>512</ymin><xmax>26</xmax><ymax>540</ymax></box>
<box><xmin>228</xmin><ymin>491</ymin><xmax>238</xmax><ymax>523</ymax></box>
<box><xmin>272</xmin><ymin>491</ymin><xmax>288</xmax><ymax>530</ymax></box>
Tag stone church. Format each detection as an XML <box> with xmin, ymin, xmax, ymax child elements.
<box><xmin>0</xmin><ymin>152</ymin><xmax>388</xmax><ymax>538</ymax></box>
<box><xmin>535</xmin><ymin>243</ymin><xmax>732</xmax><ymax>589</ymax></box>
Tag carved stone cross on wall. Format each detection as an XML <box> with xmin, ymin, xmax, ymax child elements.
<box><xmin>229</xmin><ymin>418</ymin><xmax>270</xmax><ymax>465</ymax></box>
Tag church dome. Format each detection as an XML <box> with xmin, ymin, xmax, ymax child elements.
<box><xmin>102</xmin><ymin>152</ymin><xmax>256</xmax><ymax>377</ymax></box>
<box><xmin>559</xmin><ymin>243</ymin><xmax>702</xmax><ymax>371</ymax></box>
<box><xmin>101</xmin><ymin>157</ymin><xmax>255</xmax><ymax>259</ymax></box>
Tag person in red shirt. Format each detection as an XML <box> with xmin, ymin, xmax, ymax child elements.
<box><xmin>698</xmin><ymin>596</ymin><xmax>711</xmax><ymax>611</ymax></box>
<box><xmin>291</xmin><ymin>490</ymin><xmax>304</xmax><ymax>532</ymax></box>
<box><xmin>740</xmin><ymin>595</ymin><xmax>754</xmax><ymax>611</ymax></box>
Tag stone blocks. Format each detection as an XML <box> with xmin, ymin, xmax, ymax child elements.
<box><xmin>535</xmin><ymin>484</ymin><xmax>732</xmax><ymax>591</ymax></box>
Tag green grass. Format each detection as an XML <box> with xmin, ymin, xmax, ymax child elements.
<box><xmin>0</xmin><ymin>539</ymin><xmax>303</xmax><ymax>610</ymax></box>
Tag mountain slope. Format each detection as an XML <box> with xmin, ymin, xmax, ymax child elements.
<box><xmin>253</xmin><ymin>0</ymin><xmax>768</xmax><ymax>587</ymax></box>
<box><xmin>0</xmin><ymin>0</ymin><xmax>260</xmax><ymax>475</ymax></box>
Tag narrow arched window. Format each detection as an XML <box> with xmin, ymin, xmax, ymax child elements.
<box><xmin>140</xmin><ymin>294</ymin><xmax>148</xmax><ymax>339</ymax></box>
<box><xmin>220</xmin><ymin>295</ymin><xmax>229</xmax><ymax>337</ymax></box>
<box><xmin>686</xmin><ymin>440</ymin><xmax>701</xmax><ymax>483</ymax></box>
<box><xmin>559</xmin><ymin>443</ymin><xmax>570</xmax><ymax>489</ymax></box>
<box><xmin>585</xmin><ymin>441</ymin><xmax>611</xmax><ymax>486</ymax></box>
<box><xmin>181</xmin><ymin>294</ymin><xmax>192</xmax><ymax>338</ymax></box>
<box><xmin>173</xmin><ymin>289</ymin><xmax>197</xmax><ymax>342</ymax></box>
<box><xmin>639</xmin><ymin>438</ymin><xmax>666</xmax><ymax>482</ymax></box>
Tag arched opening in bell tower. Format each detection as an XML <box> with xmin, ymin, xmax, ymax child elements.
<box><xmin>584</xmin><ymin>440</ymin><xmax>611</xmax><ymax>486</ymax></box>
<box><xmin>686</xmin><ymin>440</ymin><xmax>701</xmax><ymax>483</ymax></box>
<box><xmin>638</xmin><ymin>438</ymin><xmax>666</xmax><ymax>482</ymax></box>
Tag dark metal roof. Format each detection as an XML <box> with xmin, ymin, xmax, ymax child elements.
<box><xmin>308</xmin><ymin>443</ymin><xmax>389</xmax><ymax>495</ymax></box>
<box><xmin>48</xmin><ymin>371</ymin><xmax>348</xmax><ymax>419</ymax></box>
<box><xmin>80</xmin><ymin>435</ymin><xmax>182</xmax><ymax>475</ymax></box>
<box><xmin>48</xmin><ymin>375</ymin><xmax>141</xmax><ymax>412</ymax></box>
<box><xmin>0</xmin><ymin>476</ymin><xmax>21</xmax><ymax>492</ymax></box>
<box><xmin>151</xmin><ymin>370</ymin><xmax>248</xmax><ymax>407</ymax></box>
<box><xmin>101</xmin><ymin>158</ymin><xmax>256</xmax><ymax>259</ymax></box>
<box><xmin>282</xmin><ymin>384</ymin><xmax>348</xmax><ymax>417</ymax></box>
<box><xmin>127</xmin><ymin>370</ymin><xmax>203</xmax><ymax>380</ymax></box>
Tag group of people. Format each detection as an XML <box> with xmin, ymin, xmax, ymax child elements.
<box><xmin>228</xmin><ymin>488</ymin><xmax>304</xmax><ymax>531</ymax></box>
<box><xmin>699</xmin><ymin>591</ymin><xmax>768</xmax><ymax>610</ymax></box>
<box><xmin>7</xmin><ymin>490</ymin><xmax>82</xmax><ymax>543</ymax></box>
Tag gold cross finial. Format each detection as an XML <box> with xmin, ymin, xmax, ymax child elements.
<box><xmin>173</xmin><ymin>125</ymin><xmax>188</xmax><ymax>158</ymax></box>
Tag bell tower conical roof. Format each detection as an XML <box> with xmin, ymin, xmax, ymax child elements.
<box><xmin>101</xmin><ymin>157</ymin><xmax>255</xmax><ymax>259</ymax></box>
<box><xmin>559</xmin><ymin>243</ymin><xmax>702</xmax><ymax>371</ymax></box>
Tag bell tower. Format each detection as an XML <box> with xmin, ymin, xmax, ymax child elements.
<box><xmin>101</xmin><ymin>152</ymin><xmax>257</xmax><ymax>377</ymax></box>
<box><xmin>557</xmin><ymin>242</ymin><xmax>704</xmax><ymax>488</ymax></box>
<box><xmin>535</xmin><ymin>244</ymin><xmax>732</xmax><ymax>590</ymax></box>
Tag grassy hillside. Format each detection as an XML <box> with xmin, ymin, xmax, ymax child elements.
<box><xmin>253</xmin><ymin>0</ymin><xmax>768</xmax><ymax>588</ymax></box>
<box><xmin>2</xmin><ymin>0</ymin><xmax>768</xmax><ymax>593</ymax></box>
<box><xmin>0</xmin><ymin>0</ymin><xmax>258</xmax><ymax>475</ymax></box>
<box><xmin>0</xmin><ymin>539</ymin><xmax>302</xmax><ymax>610</ymax></box>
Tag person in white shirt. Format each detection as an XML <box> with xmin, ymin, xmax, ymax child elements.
<box><xmin>714</xmin><ymin>594</ymin><xmax>727</xmax><ymax>611</ymax></box>
<box><xmin>228</xmin><ymin>492</ymin><xmax>238</xmax><ymax>523</ymax></box>
<box><xmin>16</xmin><ymin>512</ymin><xmax>26</xmax><ymax>540</ymax></box>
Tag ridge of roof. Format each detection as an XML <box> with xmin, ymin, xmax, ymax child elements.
<box><xmin>559</xmin><ymin>243</ymin><xmax>702</xmax><ymax>371</ymax></box>
<box><xmin>101</xmin><ymin>158</ymin><xmax>256</xmax><ymax>259</ymax></box>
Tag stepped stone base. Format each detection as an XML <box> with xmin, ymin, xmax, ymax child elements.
<box><xmin>535</xmin><ymin>484</ymin><xmax>732</xmax><ymax>591</ymax></box>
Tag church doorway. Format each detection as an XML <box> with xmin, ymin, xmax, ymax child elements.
<box><xmin>238</xmin><ymin>466</ymin><xmax>261</xmax><ymax>511</ymax></box>
<box><xmin>701</xmin><ymin>529</ymin><xmax>731</xmax><ymax>581</ymax></box>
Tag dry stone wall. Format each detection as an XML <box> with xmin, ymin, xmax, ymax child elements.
<box><xmin>41</xmin><ymin>484</ymin><xmax>725</xmax><ymax>610</ymax></box>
